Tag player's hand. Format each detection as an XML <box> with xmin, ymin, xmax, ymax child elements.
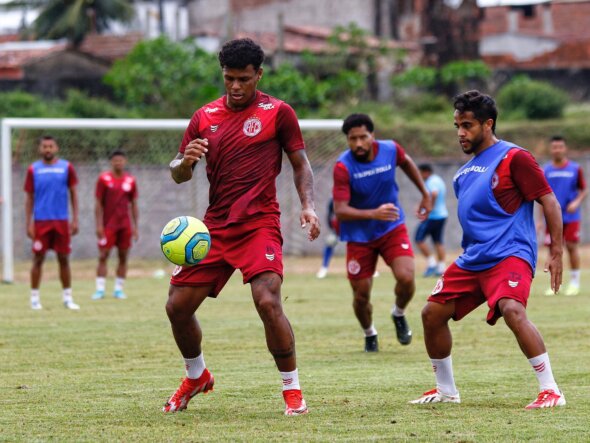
<box><xmin>27</xmin><ymin>222</ymin><xmax>35</xmax><ymax>240</ymax></box>
<box><xmin>70</xmin><ymin>219</ymin><xmax>79</xmax><ymax>236</ymax></box>
<box><xmin>416</xmin><ymin>194</ymin><xmax>432</xmax><ymax>221</ymax></box>
<box><xmin>543</xmin><ymin>250</ymin><xmax>563</xmax><ymax>294</ymax></box>
<box><xmin>182</xmin><ymin>138</ymin><xmax>209</xmax><ymax>166</ymax></box>
<box><xmin>566</xmin><ymin>201</ymin><xmax>579</xmax><ymax>213</ymax></box>
<box><xmin>300</xmin><ymin>208</ymin><xmax>320</xmax><ymax>241</ymax></box>
<box><xmin>373</xmin><ymin>203</ymin><xmax>399</xmax><ymax>221</ymax></box>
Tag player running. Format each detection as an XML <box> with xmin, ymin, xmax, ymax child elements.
<box><xmin>92</xmin><ymin>150</ymin><xmax>139</xmax><ymax>300</ymax></box>
<box><xmin>163</xmin><ymin>38</ymin><xmax>320</xmax><ymax>416</ymax></box>
<box><xmin>24</xmin><ymin>135</ymin><xmax>80</xmax><ymax>310</ymax></box>
<box><xmin>333</xmin><ymin>113</ymin><xmax>431</xmax><ymax>352</ymax></box>
<box><xmin>410</xmin><ymin>90</ymin><xmax>565</xmax><ymax>409</ymax></box>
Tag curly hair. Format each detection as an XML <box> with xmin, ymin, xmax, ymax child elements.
<box><xmin>453</xmin><ymin>90</ymin><xmax>498</xmax><ymax>133</ymax></box>
<box><xmin>218</xmin><ymin>38</ymin><xmax>265</xmax><ymax>71</ymax></box>
<box><xmin>342</xmin><ymin>113</ymin><xmax>374</xmax><ymax>135</ymax></box>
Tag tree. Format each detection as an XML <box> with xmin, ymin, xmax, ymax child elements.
<box><xmin>1</xmin><ymin>0</ymin><xmax>134</xmax><ymax>47</ymax></box>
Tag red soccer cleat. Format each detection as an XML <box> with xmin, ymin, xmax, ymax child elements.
<box><xmin>162</xmin><ymin>369</ymin><xmax>214</xmax><ymax>412</ymax></box>
<box><xmin>525</xmin><ymin>389</ymin><xmax>566</xmax><ymax>410</ymax></box>
<box><xmin>283</xmin><ymin>389</ymin><xmax>308</xmax><ymax>416</ymax></box>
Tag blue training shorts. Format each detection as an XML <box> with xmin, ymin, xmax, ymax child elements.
<box><xmin>415</xmin><ymin>218</ymin><xmax>447</xmax><ymax>244</ymax></box>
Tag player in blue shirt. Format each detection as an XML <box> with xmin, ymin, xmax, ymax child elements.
<box><xmin>415</xmin><ymin>164</ymin><xmax>448</xmax><ymax>277</ymax></box>
<box><xmin>24</xmin><ymin>136</ymin><xmax>80</xmax><ymax>310</ymax></box>
<box><xmin>541</xmin><ymin>135</ymin><xmax>587</xmax><ymax>296</ymax></box>
<box><xmin>333</xmin><ymin>113</ymin><xmax>431</xmax><ymax>352</ymax></box>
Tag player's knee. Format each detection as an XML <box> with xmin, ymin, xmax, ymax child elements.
<box><xmin>421</xmin><ymin>303</ymin><xmax>446</xmax><ymax>326</ymax></box>
<box><xmin>254</xmin><ymin>292</ymin><xmax>282</xmax><ymax>321</ymax></box>
<box><xmin>499</xmin><ymin>299</ymin><xmax>526</xmax><ymax>325</ymax></box>
<box><xmin>57</xmin><ymin>254</ymin><xmax>69</xmax><ymax>266</ymax></box>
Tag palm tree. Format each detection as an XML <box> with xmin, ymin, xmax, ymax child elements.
<box><xmin>1</xmin><ymin>0</ymin><xmax>134</xmax><ymax>47</ymax></box>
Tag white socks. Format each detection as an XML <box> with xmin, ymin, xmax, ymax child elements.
<box><xmin>391</xmin><ymin>305</ymin><xmax>405</xmax><ymax>317</ymax></box>
<box><xmin>62</xmin><ymin>288</ymin><xmax>73</xmax><ymax>303</ymax></box>
<box><xmin>570</xmin><ymin>270</ymin><xmax>580</xmax><ymax>287</ymax></box>
<box><xmin>427</xmin><ymin>255</ymin><xmax>436</xmax><ymax>267</ymax></box>
<box><xmin>431</xmin><ymin>356</ymin><xmax>459</xmax><ymax>396</ymax></box>
<box><xmin>363</xmin><ymin>324</ymin><xmax>378</xmax><ymax>337</ymax></box>
<box><xmin>528</xmin><ymin>352</ymin><xmax>559</xmax><ymax>392</ymax></box>
<box><xmin>114</xmin><ymin>277</ymin><xmax>125</xmax><ymax>292</ymax></box>
<box><xmin>280</xmin><ymin>368</ymin><xmax>301</xmax><ymax>391</ymax></box>
<box><xmin>437</xmin><ymin>261</ymin><xmax>445</xmax><ymax>273</ymax></box>
<box><xmin>184</xmin><ymin>353</ymin><xmax>206</xmax><ymax>379</ymax></box>
<box><xmin>31</xmin><ymin>289</ymin><xmax>40</xmax><ymax>304</ymax></box>
<box><xmin>96</xmin><ymin>277</ymin><xmax>106</xmax><ymax>292</ymax></box>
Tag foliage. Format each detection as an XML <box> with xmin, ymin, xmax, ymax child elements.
<box><xmin>392</xmin><ymin>66</ymin><xmax>438</xmax><ymax>89</ymax></box>
<box><xmin>439</xmin><ymin>60</ymin><xmax>490</xmax><ymax>87</ymax></box>
<box><xmin>104</xmin><ymin>37</ymin><xmax>222</xmax><ymax>117</ymax></box>
<box><xmin>399</xmin><ymin>93</ymin><xmax>450</xmax><ymax>117</ymax></box>
<box><xmin>261</xmin><ymin>63</ymin><xmax>327</xmax><ymax>111</ymax></box>
<box><xmin>60</xmin><ymin>89</ymin><xmax>138</xmax><ymax>118</ymax></box>
<box><xmin>0</xmin><ymin>90</ymin><xmax>60</xmax><ymax>117</ymax></box>
<box><xmin>497</xmin><ymin>76</ymin><xmax>569</xmax><ymax>120</ymax></box>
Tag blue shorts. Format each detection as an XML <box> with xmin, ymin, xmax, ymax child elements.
<box><xmin>415</xmin><ymin>218</ymin><xmax>447</xmax><ymax>244</ymax></box>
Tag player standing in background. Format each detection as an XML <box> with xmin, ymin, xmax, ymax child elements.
<box><xmin>24</xmin><ymin>135</ymin><xmax>80</xmax><ymax>310</ymax></box>
<box><xmin>542</xmin><ymin>135</ymin><xmax>587</xmax><ymax>296</ymax></box>
<box><xmin>163</xmin><ymin>38</ymin><xmax>320</xmax><ymax>416</ymax></box>
<box><xmin>411</xmin><ymin>90</ymin><xmax>565</xmax><ymax>409</ymax></box>
<box><xmin>415</xmin><ymin>163</ymin><xmax>448</xmax><ymax>277</ymax></box>
<box><xmin>92</xmin><ymin>150</ymin><xmax>139</xmax><ymax>300</ymax></box>
<box><xmin>333</xmin><ymin>113</ymin><xmax>431</xmax><ymax>352</ymax></box>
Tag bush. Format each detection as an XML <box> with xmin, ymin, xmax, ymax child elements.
<box><xmin>0</xmin><ymin>90</ymin><xmax>62</xmax><ymax>117</ymax></box>
<box><xmin>497</xmin><ymin>76</ymin><xmax>569</xmax><ymax>119</ymax></box>
<box><xmin>400</xmin><ymin>93</ymin><xmax>449</xmax><ymax>117</ymax></box>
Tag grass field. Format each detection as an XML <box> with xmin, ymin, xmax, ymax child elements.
<box><xmin>1</xmin><ymin>256</ymin><xmax>589</xmax><ymax>442</ymax></box>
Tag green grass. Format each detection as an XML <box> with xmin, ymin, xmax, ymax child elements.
<box><xmin>1</xmin><ymin>258</ymin><xmax>589</xmax><ymax>442</ymax></box>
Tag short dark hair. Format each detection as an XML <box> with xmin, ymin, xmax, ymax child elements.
<box><xmin>550</xmin><ymin>135</ymin><xmax>565</xmax><ymax>143</ymax></box>
<box><xmin>342</xmin><ymin>113</ymin><xmax>374</xmax><ymax>135</ymax></box>
<box><xmin>418</xmin><ymin>163</ymin><xmax>433</xmax><ymax>173</ymax></box>
<box><xmin>218</xmin><ymin>38</ymin><xmax>265</xmax><ymax>71</ymax></box>
<box><xmin>38</xmin><ymin>135</ymin><xmax>56</xmax><ymax>144</ymax></box>
<box><xmin>109</xmin><ymin>150</ymin><xmax>126</xmax><ymax>159</ymax></box>
<box><xmin>453</xmin><ymin>90</ymin><xmax>498</xmax><ymax>133</ymax></box>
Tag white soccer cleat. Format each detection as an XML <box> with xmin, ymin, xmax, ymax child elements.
<box><xmin>564</xmin><ymin>284</ymin><xmax>579</xmax><ymax>297</ymax></box>
<box><xmin>64</xmin><ymin>301</ymin><xmax>80</xmax><ymax>310</ymax></box>
<box><xmin>31</xmin><ymin>299</ymin><xmax>43</xmax><ymax>310</ymax></box>
<box><xmin>525</xmin><ymin>389</ymin><xmax>566</xmax><ymax>409</ymax></box>
<box><xmin>409</xmin><ymin>388</ymin><xmax>461</xmax><ymax>404</ymax></box>
<box><xmin>316</xmin><ymin>267</ymin><xmax>328</xmax><ymax>279</ymax></box>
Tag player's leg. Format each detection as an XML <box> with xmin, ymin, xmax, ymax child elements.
<box><xmin>113</xmin><ymin>248</ymin><xmax>130</xmax><ymax>299</ymax></box>
<box><xmin>389</xmin><ymin>255</ymin><xmax>415</xmax><ymax>345</ymax></box>
<box><xmin>250</xmin><ymin>271</ymin><xmax>308</xmax><ymax>415</ymax></box>
<box><xmin>565</xmin><ymin>240</ymin><xmax>580</xmax><ymax>295</ymax></box>
<box><xmin>92</xmin><ymin>247</ymin><xmax>110</xmax><ymax>300</ymax></box>
<box><xmin>30</xmin><ymin>252</ymin><xmax>45</xmax><ymax>310</ymax></box>
<box><xmin>163</xmin><ymin>284</ymin><xmax>215</xmax><ymax>412</ymax></box>
<box><xmin>416</xmin><ymin>221</ymin><xmax>436</xmax><ymax>277</ymax></box>
<box><xmin>432</xmin><ymin>218</ymin><xmax>447</xmax><ymax>275</ymax></box>
<box><xmin>316</xmin><ymin>230</ymin><xmax>338</xmax><ymax>279</ymax></box>
<box><xmin>498</xmin><ymin>298</ymin><xmax>565</xmax><ymax>408</ymax></box>
<box><xmin>57</xmin><ymin>253</ymin><xmax>79</xmax><ymax>310</ymax></box>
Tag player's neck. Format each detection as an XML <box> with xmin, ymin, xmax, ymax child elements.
<box><xmin>225</xmin><ymin>90</ymin><xmax>258</xmax><ymax>111</ymax></box>
<box><xmin>552</xmin><ymin>158</ymin><xmax>568</xmax><ymax>167</ymax></box>
<box><xmin>42</xmin><ymin>157</ymin><xmax>58</xmax><ymax>165</ymax></box>
<box><xmin>111</xmin><ymin>170</ymin><xmax>124</xmax><ymax>178</ymax></box>
<box><xmin>472</xmin><ymin>136</ymin><xmax>499</xmax><ymax>156</ymax></box>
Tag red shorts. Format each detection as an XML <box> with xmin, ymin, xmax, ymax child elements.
<box><xmin>32</xmin><ymin>220</ymin><xmax>71</xmax><ymax>254</ymax></box>
<box><xmin>170</xmin><ymin>217</ymin><xmax>283</xmax><ymax>297</ymax></box>
<box><xmin>98</xmin><ymin>226</ymin><xmax>132</xmax><ymax>250</ymax></box>
<box><xmin>545</xmin><ymin>220</ymin><xmax>580</xmax><ymax>245</ymax></box>
<box><xmin>428</xmin><ymin>256</ymin><xmax>533</xmax><ymax>325</ymax></box>
<box><xmin>346</xmin><ymin>224</ymin><xmax>413</xmax><ymax>280</ymax></box>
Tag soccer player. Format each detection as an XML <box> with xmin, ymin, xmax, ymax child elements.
<box><xmin>316</xmin><ymin>199</ymin><xmax>339</xmax><ymax>279</ymax></box>
<box><xmin>24</xmin><ymin>135</ymin><xmax>80</xmax><ymax>310</ymax></box>
<box><xmin>415</xmin><ymin>163</ymin><xmax>448</xmax><ymax>277</ymax></box>
<box><xmin>163</xmin><ymin>38</ymin><xmax>320</xmax><ymax>416</ymax></box>
<box><xmin>333</xmin><ymin>113</ymin><xmax>431</xmax><ymax>352</ymax></box>
<box><xmin>92</xmin><ymin>150</ymin><xmax>139</xmax><ymax>300</ymax></box>
<box><xmin>410</xmin><ymin>90</ymin><xmax>565</xmax><ymax>409</ymax></box>
<box><xmin>541</xmin><ymin>135</ymin><xmax>587</xmax><ymax>296</ymax></box>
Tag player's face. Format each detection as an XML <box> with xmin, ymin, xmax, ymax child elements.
<box><xmin>110</xmin><ymin>155</ymin><xmax>127</xmax><ymax>174</ymax></box>
<box><xmin>38</xmin><ymin>139</ymin><xmax>58</xmax><ymax>162</ymax></box>
<box><xmin>223</xmin><ymin>65</ymin><xmax>262</xmax><ymax>110</ymax></box>
<box><xmin>347</xmin><ymin>125</ymin><xmax>374</xmax><ymax>162</ymax></box>
<box><xmin>550</xmin><ymin>140</ymin><xmax>567</xmax><ymax>163</ymax></box>
<box><xmin>454</xmin><ymin>110</ymin><xmax>493</xmax><ymax>155</ymax></box>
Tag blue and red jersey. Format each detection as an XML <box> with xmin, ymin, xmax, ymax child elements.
<box><xmin>543</xmin><ymin>160</ymin><xmax>586</xmax><ymax>223</ymax></box>
<box><xmin>24</xmin><ymin>159</ymin><xmax>78</xmax><ymax>221</ymax></box>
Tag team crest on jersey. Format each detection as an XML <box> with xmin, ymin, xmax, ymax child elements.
<box><xmin>122</xmin><ymin>182</ymin><xmax>132</xmax><ymax>192</ymax></box>
<box><xmin>491</xmin><ymin>172</ymin><xmax>499</xmax><ymax>189</ymax></box>
<box><xmin>432</xmin><ymin>277</ymin><xmax>444</xmax><ymax>295</ymax></box>
<box><xmin>243</xmin><ymin>117</ymin><xmax>262</xmax><ymax>137</ymax></box>
<box><xmin>347</xmin><ymin>259</ymin><xmax>361</xmax><ymax>275</ymax></box>
<box><xmin>33</xmin><ymin>240</ymin><xmax>43</xmax><ymax>252</ymax></box>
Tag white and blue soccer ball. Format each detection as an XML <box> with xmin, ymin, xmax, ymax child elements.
<box><xmin>160</xmin><ymin>216</ymin><xmax>211</xmax><ymax>266</ymax></box>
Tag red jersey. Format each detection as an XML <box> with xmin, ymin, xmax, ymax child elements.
<box><xmin>332</xmin><ymin>141</ymin><xmax>407</xmax><ymax>202</ymax></box>
<box><xmin>179</xmin><ymin>91</ymin><xmax>305</xmax><ymax>227</ymax></box>
<box><xmin>493</xmin><ymin>148</ymin><xmax>552</xmax><ymax>213</ymax></box>
<box><xmin>95</xmin><ymin>171</ymin><xmax>138</xmax><ymax>229</ymax></box>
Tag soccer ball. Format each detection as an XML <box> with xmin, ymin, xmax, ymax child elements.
<box><xmin>160</xmin><ymin>216</ymin><xmax>211</xmax><ymax>266</ymax></box>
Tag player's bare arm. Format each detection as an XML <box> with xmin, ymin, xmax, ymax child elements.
<box><xmin>566</xmin><ymin>187</ymin><xmax>588</xmax><ymax>213</ymax></box>
<box><xmin>399</xmin><ymin>154</ymin><xmax>432</xmax><ymax>220</ymax></box>
<box><xmin>94</xmin><ymin>197</ymin><xmax>104</xmax><ymax>239</ymax></box>
<box><xmin>25</xmin><ymin>192</ymin><xmax>35</xmax><ymax>239</ymax></box>
<box><xmin>334</xmin><ymin>200</ymin><xmax>399</xmax><ymax>222</ymax></box>
<box><xmin>539</xmin><ymin>192</ymin><xmax>563</xmax><ymax>293</ymax></box>
<box><xmin>70</xmin><ymin>186</ymin><xmax>79</xmax><ymax>236</ymax></box>
<box><xmin>170</xmin><ymin>138</ymin><xmax>208</xmax><ymax>184</ymax></box>
<box><xmin>286</xmin><ymin>149</ymin><xmax>320</xmax><ymax>241</ymax></box>
<box><xmin>131</xmin><ymin>198</ymin><xmax>139</xmax><ymax>241</ymax></box>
